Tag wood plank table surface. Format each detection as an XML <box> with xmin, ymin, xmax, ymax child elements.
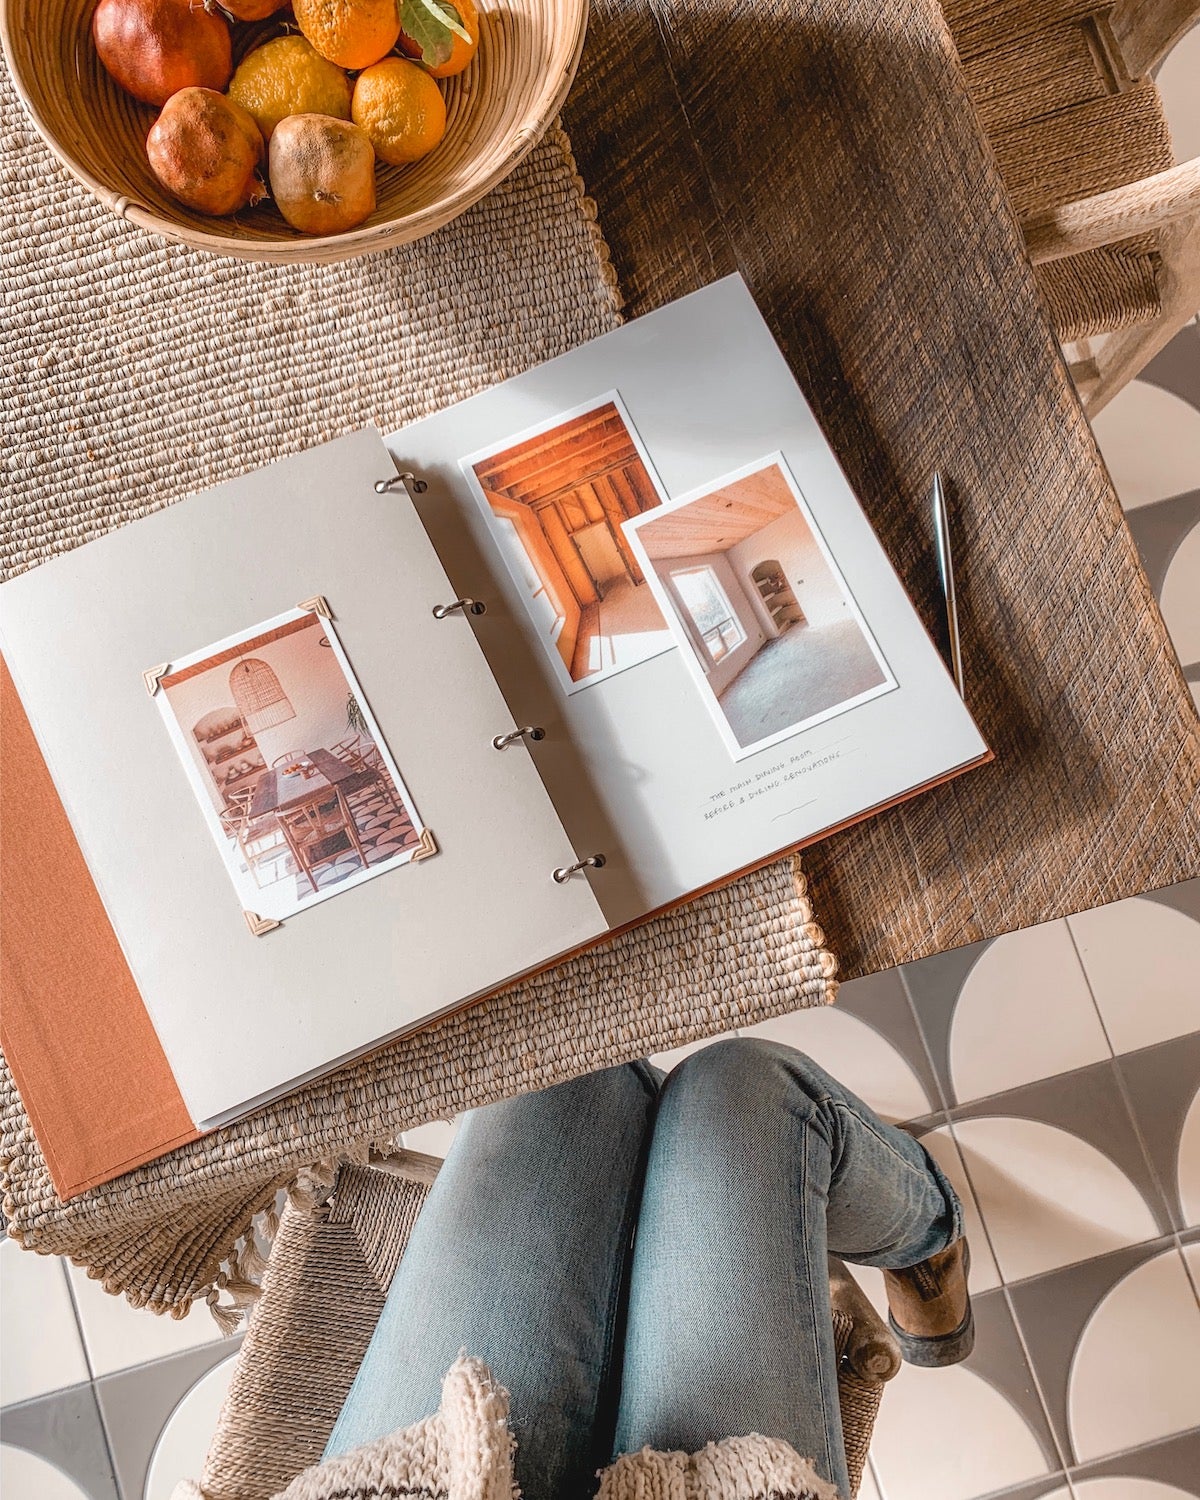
<box><xmin>249</xmin><ymin>749</ymin><xmax>360</xmax><ymax>820</ymax></box>
<box><xmin>562</xmin><ymin>0</ymin><xmax>1200</xmax><ymax>980</ymax></box>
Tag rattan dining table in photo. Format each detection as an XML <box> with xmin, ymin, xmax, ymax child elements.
<box><xmin>0</xmin><ymin>0</ymin><xmax>1196</xmax><ymax>1321</ymax></box>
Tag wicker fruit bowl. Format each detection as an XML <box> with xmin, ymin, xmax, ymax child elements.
<box><xmin>0</xmin><ymin>0</ymin><xmax>589</xmax><ymax>263</ymax></box>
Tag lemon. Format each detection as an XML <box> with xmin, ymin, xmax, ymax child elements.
<box><xmin>351</xmin><ymin>57</ymin><xmax>446</xmax><ymax>167</ymax></box>
<box><xmin>227</xmin><ymin>35</ymin><xmax>352</xmax><ymax>142</ymax></box>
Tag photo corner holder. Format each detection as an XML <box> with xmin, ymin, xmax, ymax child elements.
<box><xmin>244</xmin><ymin>910</ymin><xmax>283</xmax><ymax>937</ymax></box>
<box><xmin>297</xmin><ymin>595</ymin><xmax>334</xmax><ymax>619</ymax></box>
<box><xmin>411</xmin><ymin>826</ymin><xmax>439</xmax><ymax>862</ymax></box>
<box><xmin>143</xmin><ymin>662</ymin><xmax>171</xmax><ymax>697</ymax></box>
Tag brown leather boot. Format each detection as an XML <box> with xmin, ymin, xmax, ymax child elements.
<box><xmin>882</xmin><ymin>1237</ymin><xmax>974</xmax><ymax>1367</ymax></box>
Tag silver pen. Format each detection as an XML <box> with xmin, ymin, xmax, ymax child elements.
<box><xmin>932</xmin><ymin>472</ymin><xmax>965</xmax><ymax>698</ymax></box>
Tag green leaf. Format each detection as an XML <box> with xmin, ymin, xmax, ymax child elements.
<box><xmin>400</xmin><ymin>0</ymin><xmax>471</xmax><ymax>68</ymax></box>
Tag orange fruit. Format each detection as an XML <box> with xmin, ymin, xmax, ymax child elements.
<box><xmin>269</xmin><ymin>114</ymin><xmax>376</xmax><ymax>234</ymax></box>
<box><xmin>291</xmin><ymin>0</ymin><xmax>401</xmax><ymax>71</ymax></box>
<box><xmin>146</xmin><ymin>87</ymin><xmax>264</xmax><ymax>215</ymax></box>
<box><xmin>398</xmin><ymin>0</ymin><xmax>479</xmax><ymax>79</ymax></box>
<box><xmin>228</xmin><ymin>36</ymin><xmax>352</xmax><ymax>141</ymax></box>
<box><xmin>351</xmin><ymin>57</ymin><xmax>445</xmax><ymax>166</ymax></box>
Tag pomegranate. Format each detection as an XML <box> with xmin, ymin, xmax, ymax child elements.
<box><xmin>146</xmin><ymin>87</ymin><xmax>264</xmax><ymax>215</ymax></box>
<box><xmin>92</xmin><ymin>0</ymin><xmax>233</xmax><ymax>108</ymax></box>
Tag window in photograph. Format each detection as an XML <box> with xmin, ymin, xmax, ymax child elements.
<box><xmin>670</xmin><ymin>566</ymin><xmax>746</xmax><ymax>663</ymax></box>
<box><xmin>462</xmin><ymin>393</ymin><xmax>677</xmax><ymax>694</ymax></box>
<box><xmin>154</xmin><ymin>608</ymin><xmax>427</xmax><ymax>923</ymax></box>
<box><xmin>493</xmin><ymin>515</ymin><xmax>565</xmax><ymax>643</ymax></box>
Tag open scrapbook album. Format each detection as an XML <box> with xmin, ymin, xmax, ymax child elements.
<box><xmin>0</xmin><ymin>275</ymin><xmax>991</xmax><ymax>1198</ymax></box>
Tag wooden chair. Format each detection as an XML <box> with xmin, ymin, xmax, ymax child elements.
<box><xmin>942</xmin><ymin>0</ymin><xmax>1200</xmax><ymax>412</ymax></box>
<box><xmin>331</xmin><ymin>735</ymin><xmax>403</xmax><ymax>819</ymax></box>
<box><xmin>277</xmin><ymin>791</ymin><xmax>369</xmax><ymax>895</ymax></box>
<box><xmin>271</xmin><ymin>751</ymin><xmax>305</xmax><ymax>769</ymax></box>
<box><xmin>193</xmin><ymin>1157</ymin><xmax>901</xmax><ymax>1500</ymax></box>
<box><xmin>218</xmin><ymin>804</ymin><xmax>289</xmax><ymax>891</ymax></box>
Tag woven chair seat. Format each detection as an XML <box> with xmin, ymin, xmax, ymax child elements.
<box><xmin>943</xmin><ymin>1</ymin><xmax>1176</xmax><ymax>341</ymax></box>
<box><xmin>198</xmin><ymin>1161</ymin><xmax>897</xmax><ymax>1500</ymax></box>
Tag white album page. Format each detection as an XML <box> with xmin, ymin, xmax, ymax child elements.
<box><xmin>0</xmin><ymin>431</ymin><xmax>606</xmax><ymax>1127</ymax></box>
<box><xmin>390</xmin><ymin>276</ymin><xmax>989</xmax><ymax>927</ymax></box>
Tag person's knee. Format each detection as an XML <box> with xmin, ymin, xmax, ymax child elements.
<box><xmin>664</xmin><ymin>1036</ymin><xmax>834</xmax><ymax>1121</ymax></box>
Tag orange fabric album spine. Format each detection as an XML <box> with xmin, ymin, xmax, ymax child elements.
<box><xmin>0</xmin><ymin>657</ymin><xmax>200</xmax><ymax>1201</ymax></box>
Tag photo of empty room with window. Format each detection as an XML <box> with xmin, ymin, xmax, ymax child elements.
<box><xmin>625</xmin><ymin>457</ymin><xmax>894</xmax><ymax>757</ymax></box>
<box><xmin>463</xmin><ymin>395</ymin><xmax>675</xmax><ymax>691</ymax></box>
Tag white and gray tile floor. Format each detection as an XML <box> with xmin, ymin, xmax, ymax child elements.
<box><xmin>3</xmin><ymin>30</ymin><xmax>1198</xmax><ymax>1500</ymax></box>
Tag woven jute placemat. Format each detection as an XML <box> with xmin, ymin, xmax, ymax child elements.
<box><xmin>0</xmin><ymin>68</ymin><xmax>837</xmax><ymax>1321</ymax></box>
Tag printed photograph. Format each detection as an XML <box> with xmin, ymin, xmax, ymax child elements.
<box><xmin>155</xmin><ymin>608</ymin><xmax>425</xmax><ymax>921</ymax></box>
<box><xmin>462</xmin><ymin>393</ymin><xmax>676</xmax><ymax>692</ymax></box>
<box><xmin>623</xmin><ymin>456</ymin><xmax>895</xmax><ymax>758</ymax></box>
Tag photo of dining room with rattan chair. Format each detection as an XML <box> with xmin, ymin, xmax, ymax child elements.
<box><xmin>156</xmin><ymin>608</ymin><xmax>423</xmax><ymax>919</ymax></box>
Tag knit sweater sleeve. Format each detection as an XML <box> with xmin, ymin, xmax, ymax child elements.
<box><xmin>171</xmin><ymin>1357</ymin><xmax>840</xmax><ymax>1500</ymax></box>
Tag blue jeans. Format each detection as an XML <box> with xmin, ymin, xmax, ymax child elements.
<box><xmin>325</xmin><ymin>1039</ymin><xmax>962</xmax><ymax>1499</ymax></box>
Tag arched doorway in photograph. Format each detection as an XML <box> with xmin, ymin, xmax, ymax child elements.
<box><xmin>750</xmin><ymin>559</ymin><xmax>805</xmax><ymax>634</ymax></box>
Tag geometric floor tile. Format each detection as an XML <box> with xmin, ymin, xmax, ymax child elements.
<box><xmin>944</xmin><ymin>921</ymin><xmax>1109</xmax><ymax>1107</ymax></box>
<box><xmin>0</xmin><ymin>1445</ymin><xmax>98</xmax><ymax>1500</ymax></box>
<box><xmin>860</xmin><ymin>1460</ymin><xmax>883</xmax><ymax>1500</ymax></box>
<box><xmin>1007</xmin><ymin>1238</ymin><xmax>1200</xmax><ymax>1466</ymax></box>
<box><xmin>0</xmin><ymin>1240</ymin><xmax>89</xmax><ymax>1406</ymax></box>
<box><xmin>1069</xmin><ymin>1427</ymin><xmax>1200</xmax><ymax>1499</ymax></box>
<box><xmin>1161</xmin><ymin>519</ymin><xmax>1200</xmax><ymax>670</ymax></box>
<box><xmin>66</xmin><ymin>1264</ymin><xmax>222</xmax><ymax>1379</ymax></box>
<box><xmin>142</xmin><ymin>1352</ymin><xmax>239</xmax><ymax>1500</ymax></box>
<box><xmin>1115</xmin><ymin>1030</ymin><xmax>1200</xmax><ymax>1232</ymax></box>
<box><xmin>820</xmin><ymin>967</ymin><xmax>943</xmax><ymax>1120</ymax></box>
<box><xmin>950</xmin><ymin>1113</ymin><xmax>1159</xmax><ymax>1283</ymax></box>
<box><xmin>1091</xmin><ymin>378</ymin><xmax>1200</xmax><ymax>512</ymax></box>
<box><xmin>866</xmin><ymin>1288</ymin><xmax>1058</xmax><ymax>1500</ymax></box>
<box><xmin>1140</xmin><ymin>879</ymin><xmax>1200</xmax><ymax>927</ymax></box>
<box><xmin>0</xmin><ymin>1382</ymin><xmax>119</xmax><ymax>1500</ymax></box>
<box><xmin>94</xmin><ymin>1340</ymin><xmax>239</xmax><ymax>1500</ymax></box>
<box><xmin>899</xmin><ymin>939</ymin><xmax>991</xmax><ymax>1111</ymax></box>
<box><xmin>1045</xmin><ymin>1482</ymin><xmax>1197</xmax><ymax>1500</ymax></box>
<box><xmin>741</xmin><ymin>976</ymin><xmax>936</xmax><ymax>1124</ymax></box>
<box><xmin>916</xmin><ymin>1124</ymin><xmax>1002</xmax><ymax>1292</ymax></box>
<box><xmin>968</xmin><ymin>1482</ymin><xmax>1071</xmax><ymax>1500</ymax></box>
<box><xmin>1067</xmin><ymin>1245</ymin><xmax>1200</xmax><ymax>1461</ymax></box>
<box><xmin>1159</xmin><ymin>24</ymin><xmax>1200</xmax><ymax>157</ymax></box>
<box><xmin>948</xmin><ymin>1061</ymin><xmax>1169</xmax><ymax>1282</ymax></box>
<box><xmin>1066</xmin><ymin>898</ymin><xmax>1200</xmax><ymax>1056</ymax></box>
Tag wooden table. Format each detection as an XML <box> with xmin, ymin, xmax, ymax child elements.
<box><xmin>251</xmin><ymin>749</ymin><xmax>373</xmax><ymax>894</ymax></box>
<box><xmin>249</xmin><ymin>749</ymin><xmax>364</xmax><ymax>821</ymax></box>
<box><xmin>562</xmin><ymin>0</ymin><xmax>1200</xmax><ymax>978</ymax></box>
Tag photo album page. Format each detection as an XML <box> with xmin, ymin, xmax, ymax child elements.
<box><xmin>0</xmin><ymin>430</ymin><xmax>608</xmax><ymax>1133</ymax></box>
<box><xmin>391</xmin><ymin>275</ymin><xmax>990</xmax><ymax>927</ymax></box>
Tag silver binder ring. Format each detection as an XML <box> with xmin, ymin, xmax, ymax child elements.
<box><xmin>492</xmin><ymin>726</ymin><xmax>546</xmax><ymax>750</ymax></box>
<box><xmin>375</xmin><ymin>471</ymin><xmax>429</xmax><ymax>494</ymax></box>
<box><xmin>432</xmin><ymin>597</ymin><xmax>487</xmax><ymax>618</ymax></box>
<box><xmin>553</xmin><ymin>853</ymin><xmax>606</xmax><ymax>883</ymax></box>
